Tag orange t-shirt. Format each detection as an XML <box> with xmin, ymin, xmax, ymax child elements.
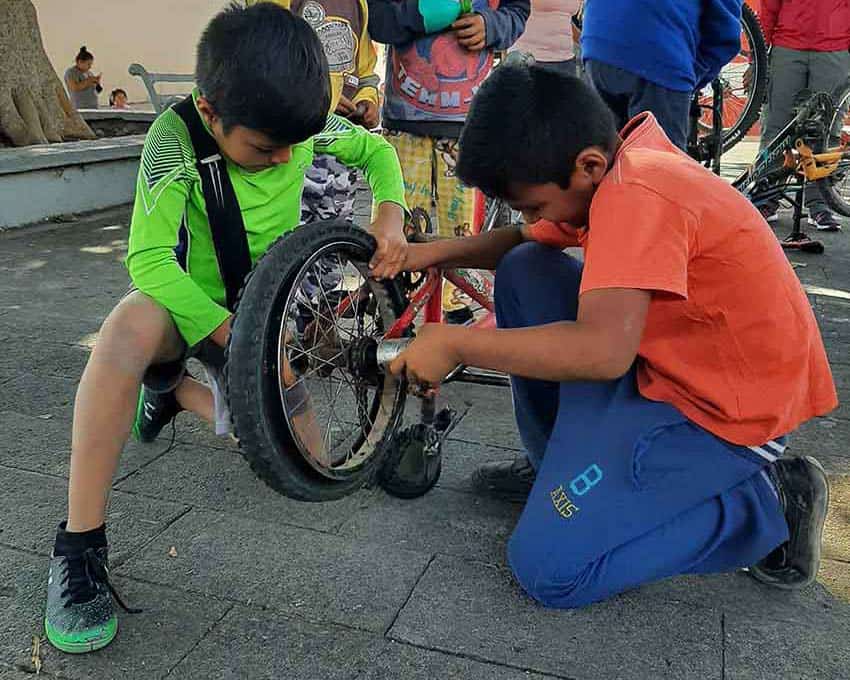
<box><xmin>528</xmin><ymin>113</ymin><xmax>837</xmax><ymax>446</ymax></box>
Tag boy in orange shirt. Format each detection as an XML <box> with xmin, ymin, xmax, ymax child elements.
<box><xmin>387</xmin><ymin>57</ymin><xmax>837</xmax><ymax>607</ymax></box>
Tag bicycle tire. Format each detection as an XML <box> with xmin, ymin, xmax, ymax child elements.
<box><xmin>226</xmin><ymin>220</ymin><xmax>407</xmax><ymax>501</ymax></box>
<box><xmin>817</xmin><ymin>76</ymin><xmax>850</xmax><ymax>217</ymax></box>
<box><xmin>696</xmin><ymin>4</ymin><xmax>767</xmax><ymax>153</ymax></box>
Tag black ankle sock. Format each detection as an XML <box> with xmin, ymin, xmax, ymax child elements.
<box><xmin>54</xmin><ymin>520</ymin><xmax>107</xmax><ymax>556</ymax></box>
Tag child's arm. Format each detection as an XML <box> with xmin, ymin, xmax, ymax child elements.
<box><xmin>367</xmin><ymin>0</ymin><xmax>470</xmax><ymax>45</ymax></box>
<box><xmin>390</xmin><ymin>287</ymin><xmax>651</xmax><ymax>385</ymax></box>
<box><xmin>693</xmin><ymin>0</ymin><xmax>742</xmax><ymax>89</ymax></box>
<box><xmin>404</xmin><ymin>227</ymin><xmax>524</xmax><ymax>271</ymax></box>
<box><xmin>473</xmin><ymin>0</ymin><xmax>529</xmax><ymax>51</ymax></box>
<box><xmin>313</xmin><ymin>114</ymin><xmax>408</xmax><ymax>277</ymax></box>
<box><xmin>125</xmin><ymin>116</ymin><xmax>231</xmax><ymax>348</ymax></box>
<box><xmin>403</xmin><ymin>219</ymin><xmax>581</xmax><ymax>271</ymax></box>
<box><xmin>352</xmin><ymin>1</ymin><xmax>381</xmax><ymax>128</ymax></box>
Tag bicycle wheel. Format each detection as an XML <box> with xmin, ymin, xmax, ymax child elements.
<box><xmin>817</xmin><ymin>77</ymin><xmax>850</xmax><ymax>217</ymax></box>
<box><xmin>697</xmin><ymin>3</ymin><xmax>767</xmax><ymax>153</ymax></box>
<box><xmin>226</xmin><ymin>220</ymin><xmax>407</xmax><ymax>501</ymax></box>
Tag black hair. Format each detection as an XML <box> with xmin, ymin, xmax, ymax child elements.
<box><xmin>456</xmin><ymin>55</ymin><xmax>618</xmax><ymax>199</ymax></box>
<box><xmin>109</xmin><ymin>88</ymin><xmax>127</xmax><ymax>106</ymax></box>
<box><xmin>76</xmin><ymin>46</ymin><xmax>93</xmax><ymax>62</ymax></box>
<box><xmin>196</xmin><ymin>2</ymin><xmax>330</xmax><ymax>145</ymax></box>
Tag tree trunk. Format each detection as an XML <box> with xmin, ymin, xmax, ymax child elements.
<box><xmin>0</xmin><ymin>0</ymin><xmax>95</xmax><ymax>146</ymax></box>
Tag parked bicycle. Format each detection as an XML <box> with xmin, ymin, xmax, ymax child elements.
<box><xmin>732</xmin><ymin>78</ymin><xmax>850</xmax><ymax>252</ymax></box>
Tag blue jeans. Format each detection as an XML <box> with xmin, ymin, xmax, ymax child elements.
<box><xmin>585</xmin><ymin>59</ymin><xmax>691</xmax><ymax>150</ymax></box>
<box><xmin>494</xmin><ymin>243</ymin><xmax>788</xmax><ymax>608</ymax></box>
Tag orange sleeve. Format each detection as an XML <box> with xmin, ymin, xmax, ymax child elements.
<box><xmin>580</xmin><ymin>183</ymin><xmax>693</xmax><ymax>299</ymax></box>
<box><xmin>525</xmin><ymin>219</ymin><xmax>583</xmax><ymax>249</ymax></box>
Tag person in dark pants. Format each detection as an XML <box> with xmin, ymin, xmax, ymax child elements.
<box><xmin>758</xmin><ymin>0</ymin><xmax>850</xmax><ymax>231</ymax></box>
<box><xmin>581</xmin><ymin>0</ymin><xmax>742</xmax><ymax>150</ymax></box>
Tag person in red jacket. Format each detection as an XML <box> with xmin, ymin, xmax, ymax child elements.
<box><xmin>759</xmin><ymin>0</ymin><xmax>850</xmax><ymax>231</ymax></box>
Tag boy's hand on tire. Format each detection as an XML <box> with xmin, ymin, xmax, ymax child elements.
<box><xmin>369</xmin><ymin>203</ymin><xmax>407</xmax><ymax>280</ymax></box>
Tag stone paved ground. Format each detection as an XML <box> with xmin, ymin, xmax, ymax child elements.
<box><xmin>1</xmin><ymin>144</ymin><xmax>850</xmax><ymax>678</ymax></box>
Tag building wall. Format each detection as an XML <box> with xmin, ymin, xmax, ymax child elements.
<box><xmin>33</xmin><ymin>0</ymin><xmax>225</xmax><ymax>107</ymax></box>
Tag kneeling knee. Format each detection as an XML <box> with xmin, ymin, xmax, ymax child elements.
<box><xmin>507</xmin><ymin>538</ymin><xmax>600</xmax><ymax>610</ymax></box>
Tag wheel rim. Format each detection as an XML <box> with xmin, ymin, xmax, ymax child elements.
<box><xmin>697</xmin><ymin>11</ymin><xmax>761</xmax><ymax>142</ymax></box>
<box><xmin>826</xmin><ymin>87</ymin><xmax>850</xmax><ymax>210</ymax></box>
<box><xmin>276</xmin><ymin>241</ymin><xmax>402</xmax><ymax>480</ymax></box>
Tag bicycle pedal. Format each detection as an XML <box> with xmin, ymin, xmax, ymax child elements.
<box><xmin>433</xmin><ymin>402</ymin><xmax>471</xmax><ymax>444</ymax></box>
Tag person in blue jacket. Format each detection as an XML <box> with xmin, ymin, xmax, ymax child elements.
<box><xmin>581</xmin><ymin>0</ymin><xmax>742</xmax><ymax>150</ymax></box>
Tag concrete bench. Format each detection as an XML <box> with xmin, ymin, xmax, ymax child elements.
<box><xmin>0</xmin><ymin>136</ymin><xmax>144</xmax><ymax>229</ymax></box>
<box><xmin>129</xmin><ymin>63</ymin><xmax>195</xmax><ymax>114</ymax></box>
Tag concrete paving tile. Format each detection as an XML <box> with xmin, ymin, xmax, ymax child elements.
<box><xmin>0</xmin><ymin>665</ymin><xmax>36</xmax><ymax>680</ymax></box>
<box><xmin>172</xmin><ymin>410</ymin><xmax>241</xmax><ymax>452</ymax></box>
<box><xmin>353</xmin><ymin>639</ymin><xmax>556</xmax><ymax>680</ymax></box>
<box><xmin>724</xmin><ymin>611</ymin><xmax>850</xmax><ymax>680</ymax></box>
<box><xmin>389</xmin><ymin>555</ymin><xmax>723</xmax><ymax>680</ymax></box>
<box><xmin>0</xmin><ymin>341</ymin><xmax>90</xmax><ymax>380</ymax></box>
<box><xmin>117</xmin><ymin>509</ymin><xmax>431</xmax><ymax>633</ymax></box>
<box><xmin>823</xmin><ymin>474</ymin><xmax>850</xmax><ymax>563</ymax></box>
<box><xmin>819</xmin><ymin>559</ymin><xmax>850</xmax><ymax>604</ymax></box>
<box><xmin>438</xmin><ymin>438</ymin><xmax>524</xmax><ymax>494</ymax></box>
<box><xmin>0</xmin><ymin>545</ymin><xmax>229</xmax><ymax>679</ymax></box>
<box><xmin>0</xmin><ymin>312</ymin><xmax>104</xmax><ymax>348</ymax></box>
<box><xmin>792</xmin><ymin>417</ymin><xmax>850</xmax><ymax>475</ymax></box>
<box><xmin>168</xmin><ymin>604</ymin><xmax>373</xmax><ymax>680</ymax></box>
<box><xmin>170</xmin><ymin>604</ymin><xmax>557</xmax><ymax>680</ymax></box>
<box><xmin>339</xmin><ymin>487</ymin><xmax>520</xmax><ymax>565</ymax></box>
<box><xmin>116</xmin><ymin>443</ymin><xmax>375</xmax><ymax>534</ymax></box>
<box><xmin>0</xmin><ymin>374</ymin><xmax>78</xmax><ymax>421</ymax></box>
<box><xmin>635</xmin><ymin>570</ymin><xmax>850</xmax><ymax>628</ymax></box>
<box><xmin>0</xmin><ymin>467</ymin><xmax>188</xmax><ymax>566</ymax></box>
<box><xmin>0</xmin><ymin>411</ymin><xmax>166</xmax><ymax>480</ymax></box>
<box><xmin>435</xmin><ymin>383</ymin><xmax>523</xmax><ymax>452</ymax></box>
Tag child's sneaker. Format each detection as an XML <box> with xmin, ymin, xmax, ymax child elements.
<box><xmin>472</xmin><ymin>456</ymin><xmax>536</xmax><ymax>502</ymax></box>
<box><xmin>131</xmin><ymin>385</ymin><xmax>182</xmax><ymax>443</ymax></box>
<box><xmin>44</xmin><ymin>522</ymin><xmax>118</xmax><ymax>654</ymax></box>
<box><xmin>808</xmin><ymin>211</ymin><xmax>842</xmax><ymax>231</ymax></box>
<box><xmin>749</xmin><ymin>456</ymin><xmax>829</xmax><ymax>590</ymax></box>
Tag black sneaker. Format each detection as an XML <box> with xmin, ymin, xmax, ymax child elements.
<box><xmin>445</xmin><ymin>307</ymin><xmax>474</xmax><ymax>325</ymax></box>
<box><xmin>749</xmin><ymin>456</ymin><xmax>829</xmax><ymax>590</ymax></box>
<box><xmin>472</xmin><ymin>456</ymin><xmax>536</xmax><ymax>503</ymax></box>
<box><xmin>44</xmin><ymin>522</ymin><xmax>139</xmax><ymax>654</ymax></box>
<box><xmin>131</xmin><ymin>385</ymin><xmax>181</xmax><ymax>443</ymax></box>
<box><xmin>808</xmin><ymin>211</ymin><xmax>842</xmax><ymax>231</ymax></box>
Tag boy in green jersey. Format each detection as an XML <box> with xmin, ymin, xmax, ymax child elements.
<box><xmin>44</xmin><ymin>2</ymin><xmax>407</xmax><ymax>654</ymax></box>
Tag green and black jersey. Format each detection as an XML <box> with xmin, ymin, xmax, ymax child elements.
<box><xmin>127</xmin><ymin>91</ymin><xmax>406</xmax><ymax>346</ymax></box>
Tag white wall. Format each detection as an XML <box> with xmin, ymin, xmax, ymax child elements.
<box><xmin>32</xmin><ymin>0</ymin><xmax>226</xmax><ymax>107</ymax></box>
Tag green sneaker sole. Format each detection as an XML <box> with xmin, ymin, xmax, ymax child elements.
<box><xmin>44</xmin><ymin>615</ymin><xmax>118</xmax><ymax>654</ymax></box>
<box><xmin>131</xmin><ymin>386</ymin><xmax>145</xmax><ymax>443</ymax></box>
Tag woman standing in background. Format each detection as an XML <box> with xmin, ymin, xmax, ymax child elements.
<box><xmin>64</xmin><ymin>46</ymin><xmax>102</xmax><ymax>110</ymax></box>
